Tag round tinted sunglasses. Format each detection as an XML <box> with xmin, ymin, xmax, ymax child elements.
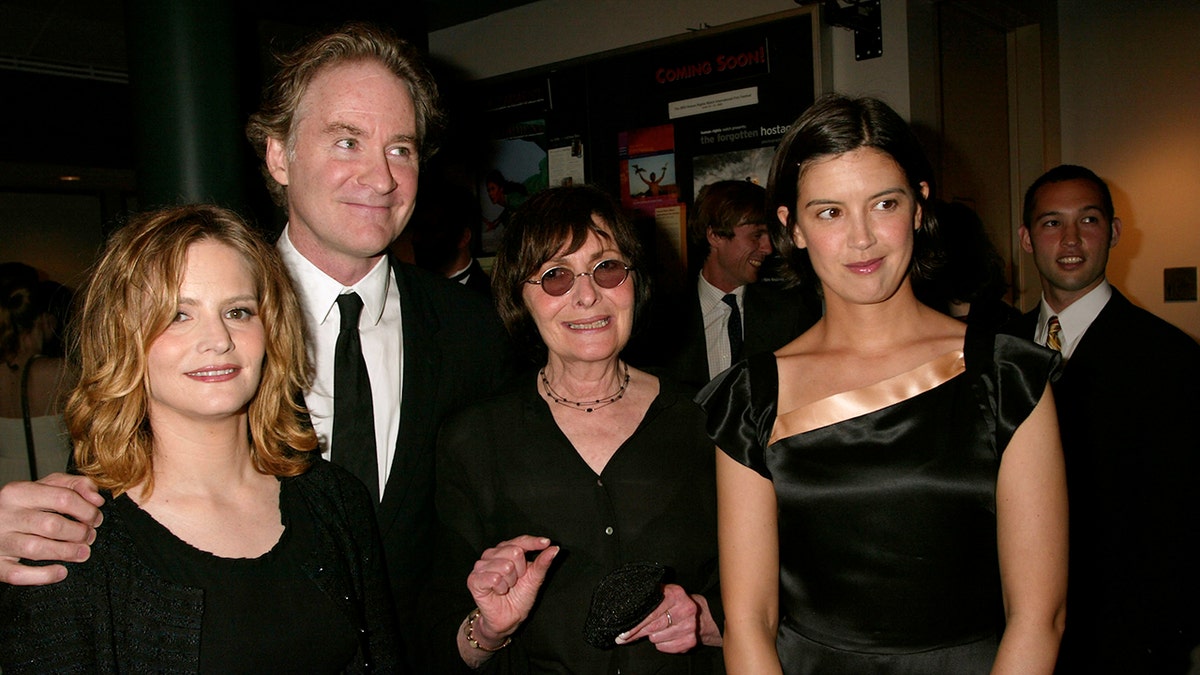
<box><xmin>525</xmin><ymin>259</ymin><xmax>633</xmax><ymax>296</ymax></box>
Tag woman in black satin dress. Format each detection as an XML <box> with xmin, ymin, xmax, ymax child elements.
<box><xmin>699</xmin><ymin>95</ymin><xmax>1068</xmax><ymax>674</ymax></box>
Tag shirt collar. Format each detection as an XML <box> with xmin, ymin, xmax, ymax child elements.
<box><xmin>276</xmin><ymin>224</ymin><xmax>392</xmax><ymax>327</ymax></box>
<box><xmin>697</xmin><ymin>272</ymin><xmax>744</xmax><ymax>314</ymax></box>
<box><xmin>1038</xmin><ymin>279</ymin><xmax>1112</xmax><ymax>347</ymax></box>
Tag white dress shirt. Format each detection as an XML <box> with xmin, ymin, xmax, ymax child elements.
<box><xmin>698</xmin><ymin>273</ymin><xmax>745</xmax><ymax>379</ymax></box>
<box><xmin>447</xmin><ymin>260</ymin><xmax>472</xmax><ymax>285</ymax></box>
<box><xmin>1035</xmin><ymin>280</ymin><xmax>1112</xmax><ymax>361</ymax></box>
<box><xmin>277</xmin><ymin>227</ymin><xmax>403</xmax><ymax>498</ymax></box>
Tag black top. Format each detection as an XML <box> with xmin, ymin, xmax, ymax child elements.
<box><xmin>425</xmin><ymin>372</ymin><xmax>724</xmax><ymax>674</ymax></box>
<box><xmin>113</xmin><ymin>481</ymin><xmax>357</xmax><ymax>673</ymax></box>
<box><xmin>698</xmin><ymin>330</ymin><xmax>1057</xmax><ymax>674</ymax></box>
<box><xmin>0</xmin><ymin>459</ymin><xmax>400</xmax><ymax>674</ymax></box>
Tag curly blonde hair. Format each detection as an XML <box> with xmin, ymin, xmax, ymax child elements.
<box><xmin>65</xmin><ymin>204</ymin><xmax>318</xmax><ymax>497</ymax></box>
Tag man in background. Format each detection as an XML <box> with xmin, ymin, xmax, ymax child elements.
<box><xmin>409</xmin><ymin>179</ymin><xmax>492</xmax><ymax>297</ymax></box>
<box><xmin>1008</xmin><ymin>164</ymin><xmax>1199</xmax><ymax>673</ymax></box>
<box><xmin>0</xmin><ymin>23</ymin><xmax>513</xmax><ymax>671</ymax></box>
<box><xmin>634</xmin><ymin>179</ymin><xmax>819</xmax><ymax>388</ymax></box>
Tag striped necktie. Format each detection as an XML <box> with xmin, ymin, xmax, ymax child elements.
<box><xmin>1046</xmin><ymin>315</ymin><xmax>1063</xmax><ymax>353</ymax></box>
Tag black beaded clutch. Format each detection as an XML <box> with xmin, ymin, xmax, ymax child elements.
<box><xmin>582</xmin><ymin>561</ymin><xmax>668</xmax><ymax>649</ymax></box>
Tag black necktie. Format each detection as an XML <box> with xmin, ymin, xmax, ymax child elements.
<box><xmin>333</xmin><ymin>293</ymin><xmax>379</xmax><ymax>503</ymax></box>
<box><xmin>722</xmin><ymin>293</ymin><xmax>744</xmax><ymax>363</ymax></box>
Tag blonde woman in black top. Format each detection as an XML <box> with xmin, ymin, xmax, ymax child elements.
<box><xmin>0</xmin><ymin>205</ymin><xmax>398</xmax><ymax>673</ymax></box>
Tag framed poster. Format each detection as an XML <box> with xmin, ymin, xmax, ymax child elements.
<box><xmin>465</xmin><ymin>8</ymin><xmax>820</xmax><ymax>277</ymax></box>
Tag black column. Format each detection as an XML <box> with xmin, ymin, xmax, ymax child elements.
<box><xmin>125</xmin><ymin>0</ymin><xmax>248</xmax><ymax>209</ymax></box>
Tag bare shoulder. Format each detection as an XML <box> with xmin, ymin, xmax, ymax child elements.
<box><xmin>919</xmin><ymin>307</ymin><xmax>968</xmax><ymax>352</ymax></box>
<box><xmin>773</xmin><ymin>323</ymin><xmax>849</xmax><ymax>411</ymax></box>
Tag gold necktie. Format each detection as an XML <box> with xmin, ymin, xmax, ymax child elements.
<box><xmin>1046</xmin><ymin>315</ymin><xmax>1063</xmax><ymax>353</ymax></box>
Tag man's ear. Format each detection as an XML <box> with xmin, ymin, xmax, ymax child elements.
<box><xmin>1018</xmin><ymin>225</ymin><xmax>1033</xmax><ymax>254</ymax></box>
<box><xmin>1109</xmin><ymin>216</ymin><xmax>1122</xmax><ymax>248</ymax></box>
<box><xmin>705</xmin><ymin>227</ymin><xmax>723</xmax><ymax>249</ymax></box>
<box><xmin>266</xmin><ymin>136</ymin><xmax>290</xmax><ymax>187</ymax></box>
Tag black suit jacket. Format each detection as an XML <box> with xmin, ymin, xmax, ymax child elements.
<box><xmin>378</xmin><ymin>259</ymin><xmax>514</xmax><ymax>668</ymax></box>
<box><xmin>1005</xmin><ymin>288</ymin><xmax>1200</xmax><ymax>673</ymax></box>
<box><xmin>631</xmin><ymin>280</ymin><xmax>820</xmax><ymax>389</ymax></box>
<box><xmin>458</xmin><ymin>257</ymin><xmax>493</xmax><ymax>298</ymax></box>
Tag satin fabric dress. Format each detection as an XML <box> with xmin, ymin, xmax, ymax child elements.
<box><xmin>698</xmin><ymin>330</ymin><xmax>1058</xmax><ymax>674</ymax></box>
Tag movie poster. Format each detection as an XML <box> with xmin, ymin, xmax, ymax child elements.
<box><xmin>692</xmin><ymin>145</ymin><xmax>774</xmax><ymax>194</ymax></box>
<box><xmin>547</xmin><ymin>135</ymin><xmax>585</xmax><ymax>188</ymax></box>
<box><xmin>480</xmin><ymin>119</ymin><xmax>549</xmax><ymax>255</ymax></box>
<box><xmin>617</xmin><ymin>124</ymin><xmax>679</xmax><ymax>217</ymax></box>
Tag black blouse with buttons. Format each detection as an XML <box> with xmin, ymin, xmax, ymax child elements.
<box><xmin>428</xmin><ymin>372</ymin><xmax>724</xmax><ymax>674</ymax></box>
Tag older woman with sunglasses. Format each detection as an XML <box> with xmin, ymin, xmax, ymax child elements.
<box><xmin>426</xmin><ymin>185</ymin><xmax>724</xmax><ymax>674</ymax></box>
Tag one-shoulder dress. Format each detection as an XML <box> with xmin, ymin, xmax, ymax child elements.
<box><xmin>697</xmin><ymin>329</ymin><xmax>1058</xmax><ymax>674</ymax></box>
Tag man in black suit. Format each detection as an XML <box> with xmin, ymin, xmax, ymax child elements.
<box><xmin>0</xmin><ymin>23</ymin><xmax>511</xmax><ymax>672</ymax></box>
<box><xmin>244</xmin><ymin>24</ymin><xmax>511</xmax><ymax>669</ymax></box>
<box><xmin>1008</xmin><ymin>164</ymin><xmax>1199</xmax><ymax>673</ymax></box>
<box><xmin>409</xmin><ymin>179</ymin><xmax>493</xmax><ymax>298</ymax></box>
<box><xmin>634</xmin><ymin>179</ymin><xmax>818</xmax><ymax>388</ymax></box>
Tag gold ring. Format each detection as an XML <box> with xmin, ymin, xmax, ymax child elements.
<box><xmin>665</xmin><ymin>609</ymin><xmax>673</xmax><ymax>627</ymax></box>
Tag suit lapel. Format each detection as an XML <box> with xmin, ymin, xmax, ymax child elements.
<box><xmin>679</xmin><ymin>289</ymin><xmax>710</xmax><ymax>383</ymax></box>
<box><xmin>1065</xmin><ymin>288</ymin><xmax>1125</xmax><ymax>369</ymax></box>
<box><xmin>377</xmin><ymin>259</ymin><xmax>441</xmax><ymax>531</ymax></box>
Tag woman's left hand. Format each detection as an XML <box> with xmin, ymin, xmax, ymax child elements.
<box><xmin>613</xmin><ymin>583</ymin><xmax>722</xmax><ymax>652</ymax></box>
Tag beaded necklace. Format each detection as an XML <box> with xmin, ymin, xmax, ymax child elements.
<box><xmin>540</xmin><ymin>361</ymin><xmax>630</xmax><ymax>413</ymax></box>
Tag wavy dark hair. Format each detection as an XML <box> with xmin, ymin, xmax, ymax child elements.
<box><xmin>766</xmin><ymin>94</ymin><xmax>939</xmax><ymax>288</ymax></box>
<box><xmin>492</xmin><ymin>185</ymin><xmax>649</xmax><ymax>363</ymax></box>
<box><xmin>914</xmin><ymin>200</ymin><xmax>1011</xmax><ymax>311</ymax></box>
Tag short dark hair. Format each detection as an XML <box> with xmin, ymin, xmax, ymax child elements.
<box><xmin>245</xmin><ymin>22</ymin><xmax>444</xmax><ymax>207</ymax></box>
<box><xmin>492</xmin><ymin>185</ymin><xmax>649</xmax><ymax>362</ymax></box>
<box><xmin>688</xmin><ymin>180</ymin><xmax>768</xmax><ymax>259</ymax></box>
<box><xmin>1022</xmin><ymin>164</ymin><xmax>1115</xmax><ymax>227</ymax></box>
<box><xmin>0</xmin><ymin>262</ymin><xmax>46</xmax><ymax>363</ymax></box>
<box><xmin>766</xmin><ymin>94</ymin><xmax>938</xmax><ymax>286</ymax></box>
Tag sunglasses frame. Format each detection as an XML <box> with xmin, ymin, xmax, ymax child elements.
<box><xmin>524</xmin><ymin>258</ymin><xmax>633</xmax><ymax>296</ymax></box>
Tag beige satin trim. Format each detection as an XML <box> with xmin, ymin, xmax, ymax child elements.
<box><xmin>770</xmin><ymin>350</ymin><xmax>965</xmax><ymax>444</ymax></box>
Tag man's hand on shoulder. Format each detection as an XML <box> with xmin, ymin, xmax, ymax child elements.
<box><xmin>0</xmin><ymin>473</ymin><xmax>104</xmax><ymax>585</ymax></box>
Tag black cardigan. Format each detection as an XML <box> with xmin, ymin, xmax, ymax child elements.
<box><xmin>0</xmin><ymin>459</ymin><xmax>401</xmax><ymax>674</ymax></box>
